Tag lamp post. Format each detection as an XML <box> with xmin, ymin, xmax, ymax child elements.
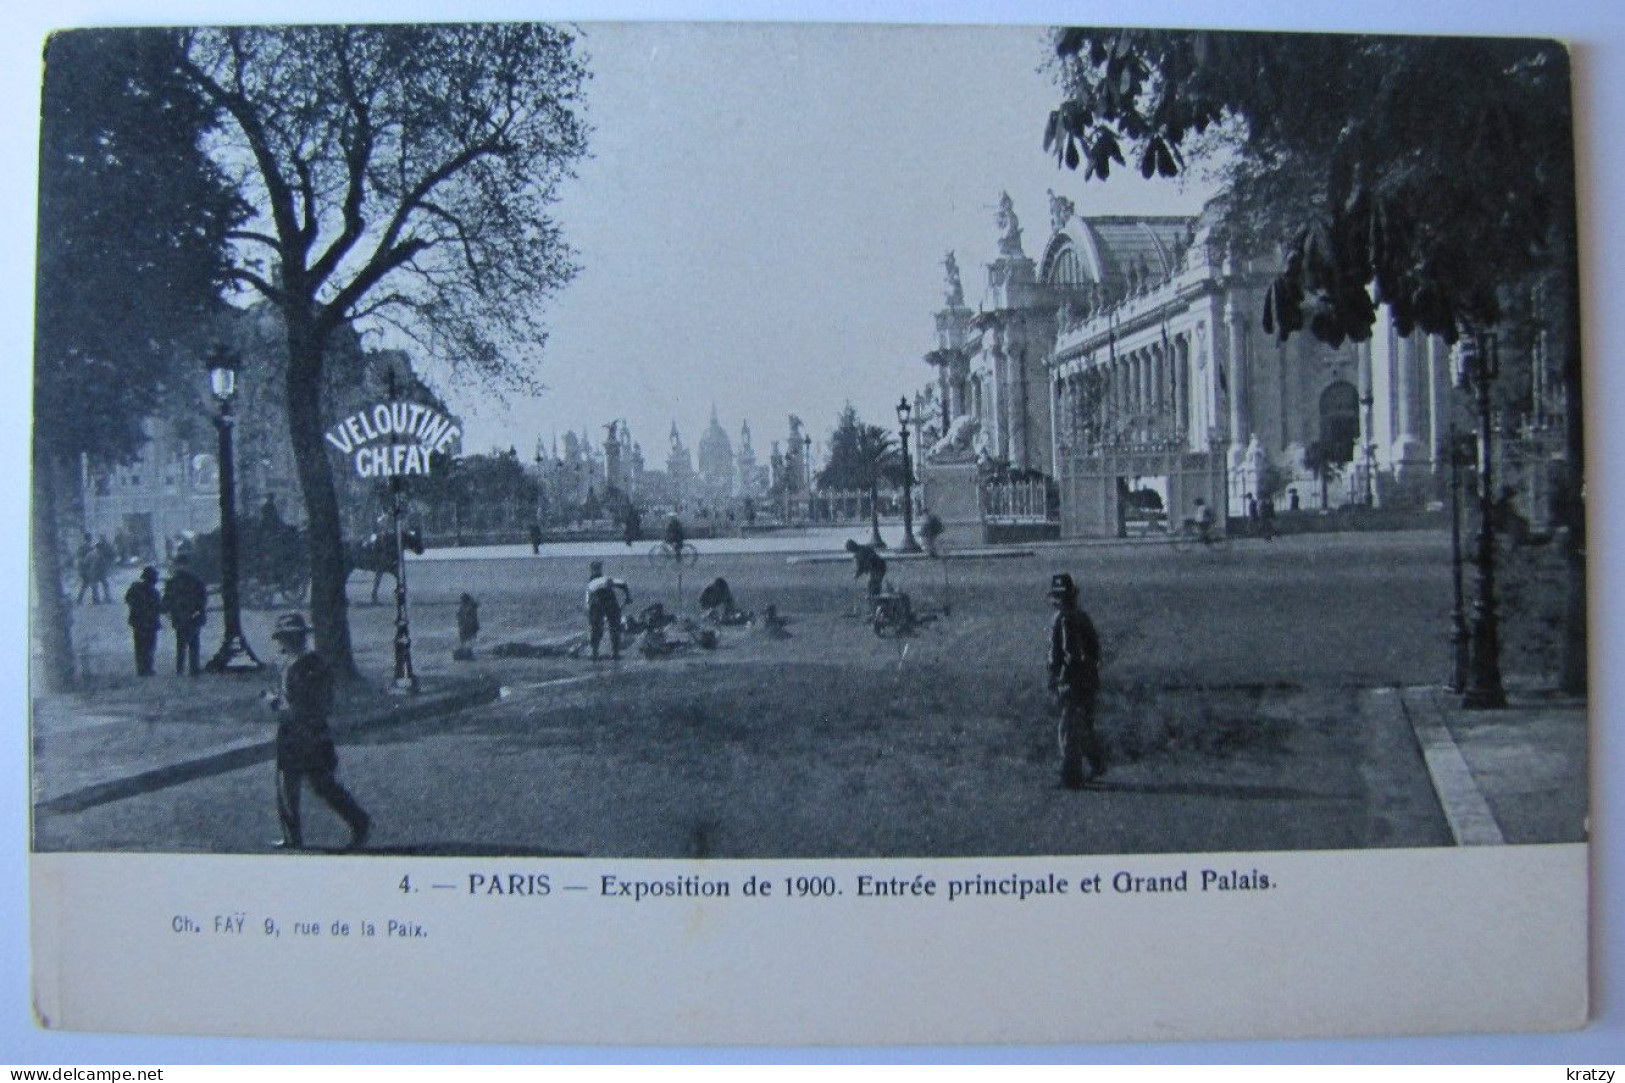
<box><xmin>1446</xmin><ymin>424</ymin><xmax>1473</xmax><ymax>693</ymax></box>
<box><xmin>802</xmin><ymin>433</ymin><xmax>813</xmax><ymax>522</ymax></box>
<box><xmin>542</xmin><ymin>448</ymin><xmax>555</xmax><ymax>530</ymax></box>
<box><xmin>203</xmin><ymin>344</ymin><xmax>263</xmax><ymax>674</ymax></box>
<box><xmin>1358</xmin><ymin>392</ymin><xmax>1377</xmax><ymax>506</ymax></box>
<box><xmin>385</xmin><ymin>368</ymin><xmax>418</xmax><ymax>695</ymax></box>
<box><xmin>1457</xmin><ymin>332</ymin><xmax>1507</xmax><ymax>709</ymax></box>
<box><xmin>896</xmin><ymin>396</ymin><xmax>923</xmax><ymax>553</ymax></box>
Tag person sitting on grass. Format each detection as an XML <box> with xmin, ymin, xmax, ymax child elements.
<box><xmin>699</xmin><ymin>577</ymin><xmax>748</xmax><ymax>624</ymax></box>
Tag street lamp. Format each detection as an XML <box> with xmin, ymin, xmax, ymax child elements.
<box><xmin>896</xmin><ymin>395</ymin><xmax>923</xmax><ymax>553</ymax></box>
<box><xmin>1446</xmin><ymin>424</ymin><xmax>1474</xmax><ymax>693</ymax></box>
<box><xmin>802</xmin><ymin>432</ymin><xmax>813</xmax><ymax>522</ymax></box>
<box><xmin>203</xmin><ymin>344</ymin><xmax>263</xmax><ymax>674</ymax></box>
<box><xmin>1457</xmin><ymin>332</ymin><xmax>1507</xmax><ymax>709</ymax></box>
<box><xmin>1358</xmin><ymin>392</ymin><xmax>1377</xmax><ymax>507</ymax></box>
<box><xmin>385</xmin><ymin>367</ymin><xmax>418</xmax><ymax>694</ymax></box>
<box><xmin>535</xmin><ymin>450</ymin><xmax>546</xmax><ymax>528</ymax></box>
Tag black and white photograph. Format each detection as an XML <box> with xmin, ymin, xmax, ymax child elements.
<box><xmin>30</xmin><ymin>20</ymin><xmax>1588</xmax><ymax>859</ymax></box>
<box><xmin>16</xmin><ymin>8</ymin><xmax>1606</xmax><ymax>1052</ymax></box>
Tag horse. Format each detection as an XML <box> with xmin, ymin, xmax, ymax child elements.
<box><xmin>346</xmin><ymin>528</ymin><xmax>425</xmax><ymax>604</ymax></box>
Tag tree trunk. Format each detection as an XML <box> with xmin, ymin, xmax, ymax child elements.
<box><xmin>868</xmin><ymin>483</ymin><xmax>883</xmax><ymax>548</ymax></box>
<box><xmin>31</xmin><ymin>441</ymin><xmax>76</xmax><ymax>692</ymax></box>
<box><xmin>284</xmin><ymin>317</ymin><xmax>356</xmax><ymax>673</ymax></box>
<box><xmin>1556</xmin><ymin>230</ymin><xmax>1587</xmax><ymax>696</ymax></box>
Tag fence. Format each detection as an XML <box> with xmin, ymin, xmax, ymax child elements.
<box><xmin>762</xmin><ymin>488</ymin><xmax>924</xmax><ymax>527</ymax></box>
<box><xmin>979</xmin><ymin>478</ymin><xmax>1056</xmax><ymax>524</ymax></box>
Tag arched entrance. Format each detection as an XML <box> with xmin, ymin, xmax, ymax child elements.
<box><xmin>1319</xmin><ymin>381</ymin><xmax>1360</xmax><ymax>463</ymax></box>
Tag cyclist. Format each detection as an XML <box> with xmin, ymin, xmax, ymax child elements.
<box><xmin>1192</xmin><ymin>498</ymin><xmax>1217</xmax><ymax>545</ymax></box>
<box><xmin>663</xmin><ymin>514</ymin><xmax>686</xmax><ymax>557</ymax></box>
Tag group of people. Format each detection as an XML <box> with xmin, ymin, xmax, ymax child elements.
<box><xmin>121</xmin><ymin>554</ymin><xmax>210</xmax><ymax>676</ymax></box>
<box><xmin>117</xmin><ymin>551</ymin><xmax>370</xmax><ymax>850</ymax></box>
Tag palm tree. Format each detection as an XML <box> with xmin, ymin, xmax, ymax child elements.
<box><xmin>816</xmin><ymin>405</ymin><xmax>904</xmax><ymax>548</ymax></box>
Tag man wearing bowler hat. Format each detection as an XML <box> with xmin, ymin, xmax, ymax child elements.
<box><xmin>267</xmin><ymin>612</ymin><xmax>371</xmax><ymax>850</ymax></box>
<box><xmin>1047</xmin><ymin>572</ymin><xmax>1105</xmax><ymax>789</ymax></box>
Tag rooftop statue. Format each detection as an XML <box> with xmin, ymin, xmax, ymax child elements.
<box><xmin>944</xmin><ymin>250</ymin><xmax>965</xmax><ymax>307</ymax></box>
<box><xmin>996</xmin><ymin>192</ymin><xmax>1024</xmax><ymax>257</ymax></box>
<box><xmin>1048</xmin><ymin>189</ymin><xmax>1075</xmax><ymax>234</ymax></box>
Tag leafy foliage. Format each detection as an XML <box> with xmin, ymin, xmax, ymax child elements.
<box><xmin>1045</xmin><ymin>29</ymin><xmax>1574</xmax><ymax>346</ymax></box>
<box><xmin>181</xmin><ymin>24</ymin><xmax>590</xmax><ymax>383</ymax></box>
<box><xmin>815</xmin><ymin>405</ymin><xmax>904</xmax><ymax>494</ymax></box>
<box><xmin>35</xmin><ymin>29</ymin><xmax>244</xmax><ymax>463</ymax></box>
<box><xmin>175</xmin><ymin>25</ymin><xmax>590</xmax><ymax>667</ymax></box>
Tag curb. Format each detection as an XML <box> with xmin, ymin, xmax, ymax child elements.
<box><xmin>34</xmin><ymin>678</ymin><xmax>502</xmax><ymax>816</ymax></box>
<box><xmin>785</xmin><ymin>548</ymin><xmax>1036</xmax><ymax>566</ymax></box>
<box><xmin>1392</xmin><ymin>686</ymin><xmax>1505</xmax><ymax>846</ymax></box>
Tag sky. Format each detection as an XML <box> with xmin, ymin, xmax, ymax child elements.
<box><xmin>447</xmin><ymin>22</ymin><xmax>1217</xmax><ymax>462</ymax></box>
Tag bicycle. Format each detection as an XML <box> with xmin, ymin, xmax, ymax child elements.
<box><xmin>646</xmin><ymin>540</ymin><xmax>699</xmax><ymax>568</ymax></box>
<box><xmin>1169</xmin><ymin>517</ymin><xmax>1231</xmax><ymax>554</ymax></box>
<box><xmin>870</xmin><ymin>590</ymin><xmax>917</xmax><ymax>637</ymax></box>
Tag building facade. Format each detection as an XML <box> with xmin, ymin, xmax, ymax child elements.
<box><xmin>921</xmin><ymin>189</ymin><xmax>1488</xmax><ymax>539</ymax></box>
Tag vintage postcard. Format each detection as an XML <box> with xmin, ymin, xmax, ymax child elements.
<box><xmin>28</xmin><ymin>19</ymin><xmax>1590</xmax><ymax>1045</ymax></box>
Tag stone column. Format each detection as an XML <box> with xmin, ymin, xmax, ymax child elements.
<box><xmin>1226</xmin><ymin>299</ymin><xmax>1251</xmax><ymax>471</ymax></box>
<box><xmin>1137</xmin><ymin>352</ymin><xmax>1149</xmax><ymax>419</ymax></box>
<box><xmin>1355</xmin><ymin>339</ymin><xmax>1377</xmax><ymax>506</ymax></box>
<box><xmin>1391</xmin><ymin>331</ymin><xmax>1428</xmax><ymax>480</ymax></box>
<box><xmin>1112</xmin><ymin>357</ymin><xmax>1126</xmax><ymax>426</ymax></box>
<box><xmin>1172</xmin><ymin>336</ymin><xmax>1188</xmax><ymax>445</ymax></box>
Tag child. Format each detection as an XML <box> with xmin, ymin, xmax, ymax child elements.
<box><xmin>455</xmin><ymin>593</ymin><xmax>480</xmax><ymax>660</ymax></box>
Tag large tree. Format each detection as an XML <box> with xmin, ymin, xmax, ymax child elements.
<box><xmin>1045</xmin><ymin>28</ymin><xmax>1585</xmax><ymax>691</ymax></box>
<box><xmin>817</xmin><ymin>405</ymin><xmax>905</xmax><ymax>548</ymax></box>
<box><xmin>33</xmin><ymin>29</ymin><xmax>244</xmax><ymax>691</ymax></box>
<box><xmin>177</xmin><ymin>25</ymin><xmax>589</xmax><ymax>672</ymax></box>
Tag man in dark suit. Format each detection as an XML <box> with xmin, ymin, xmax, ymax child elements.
<box><xmin>1048</xmin><ymin>573</ymin><xmax>1105</xmax><ymax>789</ymax></box>
<box><xmin>267</xmin><ymin>612</ymin><xmax>371</xmax><ymax>851</ymax></box>
<box><xmin>161</xmin><ymin>554</ymin><xmax>208</xmax><ymax>676</ymax></box>
<box><xmin>124</xmin><ymin>566</ymin><xmax>162</xmax><ymax>676</ymax></box>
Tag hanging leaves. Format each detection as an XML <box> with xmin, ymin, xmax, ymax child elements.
<box><xmin>1045</xmin><ymin>28</ymin><xmax>1573</xmax><ymax>350</ymax></box>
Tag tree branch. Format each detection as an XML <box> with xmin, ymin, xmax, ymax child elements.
<box><xmin>178</xmin><ymin>34</ymin><xmax>307</xmax><ymax>275</ymax></box>
<box><xmin>224</xmin><ymin>265</ymin><xmax>286</xmax><ymax>304</ymax></box>
<box><xmin>307</xmin><ymin>30</ymin><xmax>375</xmax><ymax>291</ymax></box>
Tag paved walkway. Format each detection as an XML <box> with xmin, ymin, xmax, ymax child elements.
<box><xmin>1361</xmin><ymin>683</ymin><xmax>1589</xmax><ymax>845</ymax></box>
<box><xmin>31</xmin><ymin>670</ymin><xmax>498</xmax><ymax>815</ymax></box>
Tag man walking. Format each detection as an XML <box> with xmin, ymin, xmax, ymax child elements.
<box><xmin>267</xmin><ymin>612</ymin><xmax>370</xmax><ymax>851</ymax></box>
<box><xmin>124</xmin><ymin>566</ymin><xmax>162</xmax><ymax>676</ymax></box>
<box><xmin>1047</xmin><ymin>572</ymin><xmax>1105</xmax><ymax>789</ymax></box>
<box><xmin>584</xmin><ymin>560</ymin><xmax>632</xmax><ymax>661</ymax></box>
<box><xmin>162</xmin><ymin>554</ymin><xmax>208</xmax><ymax>676</ymax></box>
<box><xmin>74</xmin><ymin>533</ymin><xmax>99</xmax><ymax>605</ymax></box>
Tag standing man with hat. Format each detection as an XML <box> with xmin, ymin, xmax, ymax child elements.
<box><xmin>1047</xmin><ymin>572</ymin><xmax>1105</xmax><ymax>789</ymax></box>
<box><xmin>267</xmin><ymin>612</ymin><xmax>371</xmax><ymax>850</ymax></box>
<box><xmin>162</xmin><ymin>553</ymin><xmax>208</xmax><ymax>676</ymax></box>
<box><xmin>124</xmin><ymin>566</ymin><xmax>162</xmax><ymax>676</ymax></box>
